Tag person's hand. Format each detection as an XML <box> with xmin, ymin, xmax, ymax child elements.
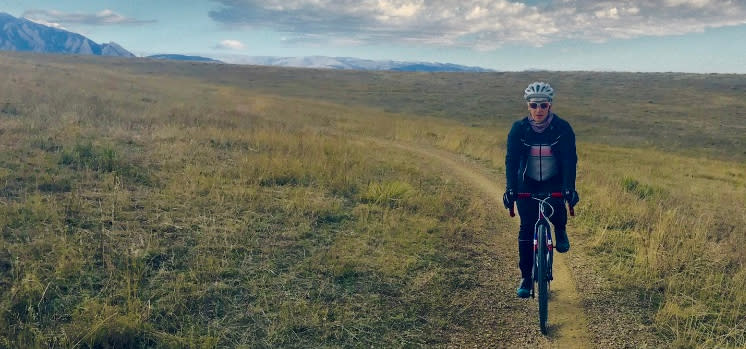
<box><xmin>503</xmin><ymin>189</ymin><xmax>516</xmax><ymax>209</ymax></box>
<box><xmin>563</xmin><ymin>189</ymin><xmax>579</xmax><ymax>208</ymax></box>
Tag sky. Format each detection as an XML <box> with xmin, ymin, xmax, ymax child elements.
<box><xmin>1</xmin><ymin>0</ymin><xmax>745</xmax><ymax>73</ymax></box>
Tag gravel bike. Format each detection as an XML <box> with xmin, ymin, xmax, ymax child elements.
<box><xmin>509</xmin><ymin>192</ymin><xmax>574</xmax><ymax>334</ymax></box>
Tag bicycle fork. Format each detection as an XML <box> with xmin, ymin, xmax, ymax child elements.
<box><xmin>531</xmin><ymin>213</ymin><xmax>554</xmax><ymax>298</ymax></box>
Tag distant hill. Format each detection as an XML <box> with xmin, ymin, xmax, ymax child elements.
<box><xmin>0</xmin><ymin>11</ymin><xmax>488</xmax><ymax>71</ymax></box>
<box><xmin>147</xmin><ymin>54</ymin><xmax>223</xmax><ymax>63</ymax></box>
<box><xmin>229</xmin><ymin>56</ymin><xmax>494</xmax><ymax>72</ymax></box>
<box><xmin>390</xmin><ymin>63</ymin><xmax>490</xmax><ymax>72</ymax></box>
<box><xmin>0</xmin><ymin>12</ymin><xmax>134</xmax><ymax>57</ymax></box>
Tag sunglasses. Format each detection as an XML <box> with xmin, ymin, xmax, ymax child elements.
<box><xmin>529</xmin><ymin>102</ymin><xmax>550</xmax><ymax>109</ymax></box>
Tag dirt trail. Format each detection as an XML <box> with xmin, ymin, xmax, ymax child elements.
<box><xmin>367</xmin><ymin>136</ymin><xmax>592</xmax><ymax>348</ymax></box>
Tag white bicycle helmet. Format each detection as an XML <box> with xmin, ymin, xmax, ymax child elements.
<box><xmin>524</xmin><ymin>81</ymin><xmax>554</xmax><ymax>101</ymax></box>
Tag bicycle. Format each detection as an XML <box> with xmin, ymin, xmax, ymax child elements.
<box><xmin>509</xmin><ymin>192</ymin><xmax>574</xmax><ymax>334</ymax></box>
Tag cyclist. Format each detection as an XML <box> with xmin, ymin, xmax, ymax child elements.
<box><xmin>503</xmin><ymin>81</ymin><xmax>579</xmax><ymax>298</ymax></box>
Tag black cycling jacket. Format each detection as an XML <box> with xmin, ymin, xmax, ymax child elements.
<box><xmin>505</xmin><ymin>113</ymin><xmax>577</xmax><ymax>192</ymax></box>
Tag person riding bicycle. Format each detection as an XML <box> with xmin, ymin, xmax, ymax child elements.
<box><xmin>503</xmin><ymin>81</ymin><xmax>579</xmax><ymax>298</ymax></box>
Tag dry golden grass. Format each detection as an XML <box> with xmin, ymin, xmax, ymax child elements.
<box><xmin>188</xmin><ymin>66</ymin><xmax>746</xmax><ymax>347</ymax></box>
<box><xmin>0</xmin><ymin>53</ymin><xmax>507</xmax><ymax>347</ymax></box>
<box><xmin>193</xmin><ymin>71</ymin><xmax>746</xmax><ymax>346</ymax></box>
<box><xmin>0</xmin><ymin>51</ymin><xmax>744</xmax><ymax>347</ymax></box>
<box><xmin>372</xmin><ymin>117</ymin><xmax>746</xmax><ymax>347</ymax></box>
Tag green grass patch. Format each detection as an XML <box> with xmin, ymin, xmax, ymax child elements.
<box><xmin>361</xmin><ymin>180</ymin><xmax>414</xmax><ymax>207</ymax></box>
<box><xmin>621</xmin><ymin>176</ymin><xmax>664</xmax><ymax>200</ymax></box>
<box><xmin>59</xmin><ymin>142</ymin><xmax>118</xmax><ymax>172</ymax></box>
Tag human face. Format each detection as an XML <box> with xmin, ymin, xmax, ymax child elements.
<box><xmin>528</xmin><ymin>100</ymin><xmax>551</xmax><ymax>123</ymax></box>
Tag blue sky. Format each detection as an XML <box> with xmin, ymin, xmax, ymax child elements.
<box><xmin>2</xmin><ymin>0</ymin><xmax>745</xmax><ymax>73</ymax></box>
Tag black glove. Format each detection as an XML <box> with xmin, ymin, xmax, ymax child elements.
<box><xmin>503</xmin><ymin>189</ymin><xmax>516</xmax><ymax>209</ymax></box>
<box><xmin>563</xmin><ymin>189</ymin><xmax>580</xmax><ymax>208</ymax></box>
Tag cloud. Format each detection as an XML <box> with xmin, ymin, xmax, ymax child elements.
<box><xmin>25</xmin><ymin>17</ymin><xmax>66</xmax><ymax>30</ymax></box>
<box><xmin>216</xmin><ymin>39</ymin><xmax>246</xmax><ymax>49</ymax></box>
<box><xmin>208</xmin><ymin>0</ymin><xmax>746</xmax><ymax>49</ymax></box>
<box><xmin>22</xmin><ymin>9</ymin><xmax>155</xmax><ymax>26</ymax></box>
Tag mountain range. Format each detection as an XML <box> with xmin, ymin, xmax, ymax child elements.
<box><xmin>0</xmin><ymin>12</ymin><xmax>492</xmax><ymax>72</ymax></box>
<box><xmin>224</xmin><ymin>55</ymin><xmax>493</xmax><ymax>72</ymax></box>
<box><xmin>0</xmin><ymin>12</ymin><xmax>133</xmax><ymax>57</ymax></box>
<box><xmin>146</xmin><ymin>54</ymin><xmax>223</xmax><ymax>63</ymax></box>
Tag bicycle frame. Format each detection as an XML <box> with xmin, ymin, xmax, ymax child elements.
<box><xmin>518</xmin><ymin>193</ymin><xmax>561</xmax><ymax>293</ymax></box>
<box><xmin>509</xmin><ymin>192</ymin><xmax>573</xmax><ymax>334</ymax></box>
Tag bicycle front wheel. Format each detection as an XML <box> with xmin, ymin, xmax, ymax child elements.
<box><xmin>536</xmin><ymin>224</ymin><xmax>549</xmax><ymax>334</ymax></box>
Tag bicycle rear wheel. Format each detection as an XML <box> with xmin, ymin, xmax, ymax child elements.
<box><xmin>536</xmin><ymin>224</ymin><xmax>549</xmax><ymax>334</ymax></box>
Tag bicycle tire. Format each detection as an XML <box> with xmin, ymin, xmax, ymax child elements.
<box><xmin>537</xmin><ymin>224</ymin><xmax>549</xmax><ymax>334</ymax></box>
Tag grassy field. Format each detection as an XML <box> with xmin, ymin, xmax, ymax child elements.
<box><xmin>0</xmin><ymin>53</ymin><xmax>507</xmax><ymax>347</ymax></box>
<box><xmin>0</xmin><ymin>52</ymin><xmax>745</xmax><ymax>347</ymax></box>
<box><xmin>37</xmin><ymin>53</ymin><xmax>746</xmax><ymax>162</ymax></box>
